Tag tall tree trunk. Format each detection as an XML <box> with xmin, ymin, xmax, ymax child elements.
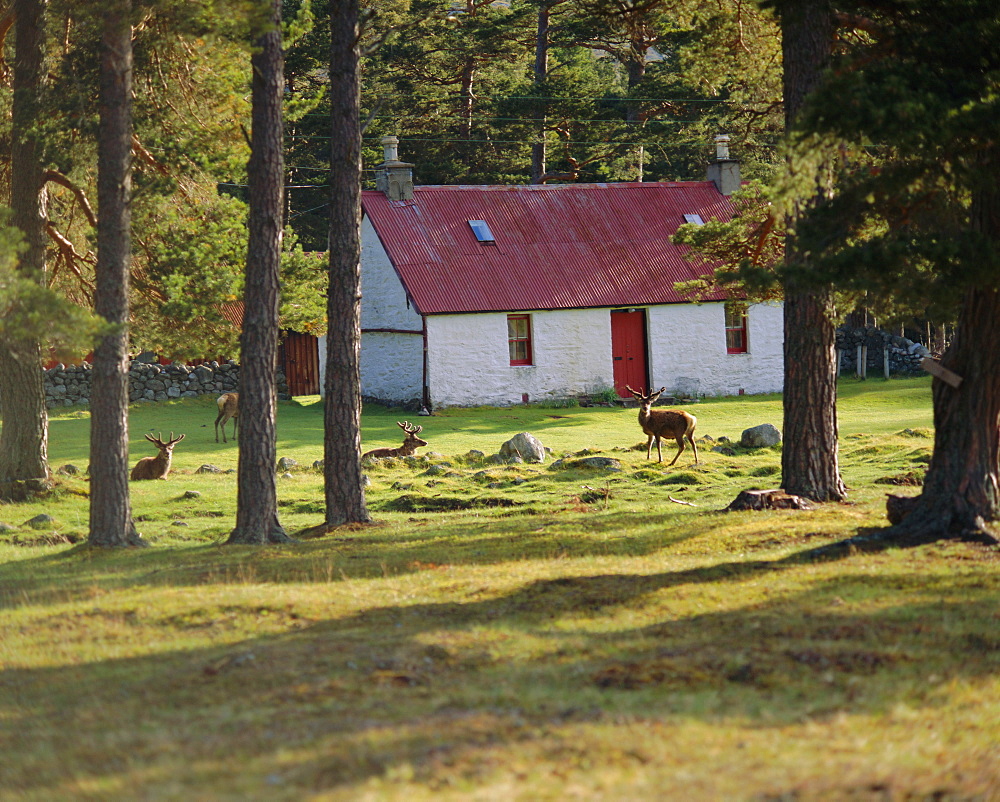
<box><xmin>530</xmin><ymin>3</ymin><xmax>549</xmax><ymax>184</ymax></box>
<box><xmin>89</xmin><ymin>0</ymin><xmax>144</xmax><ymax>547</ymax></box>
<box><xmin>778</xmin><ymin>0</ymin><xmax>846</xmax><ymax>502</ymax></box>
<box><xmin>625</xmin><ymin>39</ymin><xmax>645</xmax><ymax>125</ymax></box>
<box><xmin>0</xmin><ymin>0</ymin><xmax>49</xmax><ymax>502</ymax></box>
<box><xmin>781</xmin><ymin>288</ymin><xmax>845</xmax><ymax>501</ymax></box>
<box><xmin>228</xmin><ymin>0</ymin><xmax>291</xmax><ymax>545</ymax></box>
<box><xmin>325</xmin><ymin>0</ymin><xmax>370</xmax><ymax>527</ymax></box>
<box><xmin>888</xmin><ymin>174</ymin><xmax>1000</xmax><ymax>542</ymax></box>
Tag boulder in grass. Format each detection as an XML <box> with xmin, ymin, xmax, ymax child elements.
<box><xmin>499</xmin><ymin>432</ymin><xmax>546</xmax><ymax>463</ymax></box>
<box><xmin>740</xmin><ymin>423</ymin><xmax>782</xmax><ymax>448</ymax></box>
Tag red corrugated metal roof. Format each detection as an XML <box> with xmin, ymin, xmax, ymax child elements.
<box><xmin>361</xmin><ymin>182</ymin><xmax>734</xmax><ymax>315</ymax></box>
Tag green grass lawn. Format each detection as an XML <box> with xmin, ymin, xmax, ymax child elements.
<box><xmin>2</xmin><ymin>376</ymin><xmax>998</xmax><ymax>800</ymax></box>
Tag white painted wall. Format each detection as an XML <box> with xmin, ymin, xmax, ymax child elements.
<box><xmin>319</xmin><ymin>215</ymin><xmax>425</xmax><ymax>399</ymax></box>
<box><xmin>360</xmin><ymin>331</ymin><xmax>424</xmax><ymax>403</ymax></box>
<box><xmin>646</xmin><ymin>301</ymin><xmax>784</xmax><ymax>397</ymax></box>
<box><xmin>425</xmin><ymin>309</ymin><xmax>616</xmax><ymax>407</ymax></box>
<box><xmin>359</xmin><ymin>215</ymin><xmax>423</xmax><ymax>331</ymax></box>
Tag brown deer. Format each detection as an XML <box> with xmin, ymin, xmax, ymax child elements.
<box><xmin>361</xmin><ymin>421</ymin><xmax>428</xmax><ymax>460</ymax></box>
<box><xmin>626</xmin><ymin>386</ymin><xmax>699</xmax><ymax>466</ymax></box>
<box><xmin>215</xmin><ymin>392</ymin><xmax>238</xmax><ymax>443</ymax></box>
<box><xmin>130</xmin><ymin>432</ymin><xmax>186</xmax><ymax>480</ymax></box>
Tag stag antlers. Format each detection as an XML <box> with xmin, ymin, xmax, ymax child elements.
<box><xmin>625</xmin><ymin>386</ymin><xmax>699</xmax><ymax>466</ymax></box>
<box><xmin>130</xmin><ymin>432</ymin><xmax>186</xmax><ymax>480</ymax></box>
<box><xmin>361</xmin><ymin>420</ymin><xmax>428</xmax><ymax>460</ymax></box>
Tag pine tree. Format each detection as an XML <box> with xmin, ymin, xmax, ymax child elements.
<box><xmin>0</xmin><ymin>0</ymin><xmax>50</xmax><ymax>502</ymax></box>
<box><xmin>324</xmin><ymin>0</ymin><xmax>370</xmax><ymax>527</ymax></box>
<box><xmin>227</xmin><ymin>0</ymin><xmax>292</xmax><ymax>544</ymax></box>
<box><xmin>88</xmin><ymin>0</ymin><xmax>144</xmax><ymax>547</ymax></box>
<box><xmin>789</xmin><ymin>0</ymin><xmax>1000</xmax><ymax>542</ymax></box>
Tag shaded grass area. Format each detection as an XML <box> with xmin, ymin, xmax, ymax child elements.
<box><xmin>2</xmin><ymin>376</ymin><xmax>1000</xmax><ymax>799</ymax></box>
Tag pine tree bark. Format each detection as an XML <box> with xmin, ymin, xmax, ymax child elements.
<box><xmin>778</xmin><ymin>0</ymin><xmax>846</xmax><ymax>502</ymax></box>
<box><xmin>89</xmin><ymin>0</ymin><xmax>144</xmax><ymax>547</ymax></box>
<box><xmin>325</xmin><ymin>0</ymin><xmax>370</xmax><ymax>527</ymax></box>
<box><xmin>0</xmin><ymin>0</ymin><xmax>50</xmax><ymax>502</ymax></box>
<box><xmin>886</xmin><ymin>175</ymin><xmax>1000</xmax><ymax>542</ymax></box>
<box><xmin>228</xmin><ymin>0</ymin><xmax>291</xmax><ymax>545</ymax></box>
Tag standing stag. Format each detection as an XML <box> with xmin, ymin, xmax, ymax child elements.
<box><xmin>626</xmin><ymin>386</ymin><xmax>699</xmax><ymax>466</ymax></box>
<box><xmin>215</xmin><ymin>392</ymin><xmax>238</xmax><ymax>443</ymax></box>
<box><xmin>130</xmin><ymin>432</ymin><xmax>186</xmax><ymax>480</ymax></box>
<box><xmin>361</xmin><ymin>421</ymin><xmax>428</xmax><ymax>460</ymax></box>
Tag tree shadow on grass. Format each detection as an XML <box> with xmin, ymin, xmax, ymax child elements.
<box><xmin>1</xmin><ymin>537</ymin><xmax>997</xmax><ymax>797</ymax></box>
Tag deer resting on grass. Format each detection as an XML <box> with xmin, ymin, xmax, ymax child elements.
<box><xmin>361</xmin><ymin>421</ymin><xmax>427</xmax><ymax>460</ymax></box>
<box><xmin>215</xmin><ymin>392</ymin><xmax>238</xmax><ymax>443</ymax></box>
<box><xmin>130</xmin><ymin>432</ymin><xmax>186</xmax><ymax>480</ymax></box>
<box><xmin>626</xmin><ymin>385</ymin><xmax>699</xmax><ymax>466</ymax></box>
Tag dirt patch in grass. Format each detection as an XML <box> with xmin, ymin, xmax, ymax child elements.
<box><xmin>6</xmin><ymin>531</ymin><xmax>84</xmax><ymax>547</ymax></box>
<box><xmin>656</xmin><ymin>472</ymin><xmax>703</xmax><ymax>485</ymax></box>
<box><xmin>384</xmin><ymin>494</ymin><xmax>521</xmax><ymax>512</ymax></box>
<box><xmin>874</xmin><ymin>471</ymin><xmax>924</xmax><ymax>486</ymax></box>
<box><xmin>593</xmin><ymin>647</ymin><xmax>909</xmax><ymax>691</ymax></box>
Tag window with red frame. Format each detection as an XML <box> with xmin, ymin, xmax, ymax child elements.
<box><xmin>507</xmin><ymin>314</ymin><xmax>533</xmax><ymax>365</ymax></box>
<box><xmin>725</xmin><ymin>302</ymin><xmax>748</xmax><ymax>354</ymax></box>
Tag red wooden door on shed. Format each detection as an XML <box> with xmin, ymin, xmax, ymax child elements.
<box><xmin>279</xmin><ymin>332</ymin><xmax>320</xmax><ymax>396</ymax></box>
<box><xmin>611</xmin><ymin>310</ymin><xmax>648</xmax><ymax>397</ymax></box>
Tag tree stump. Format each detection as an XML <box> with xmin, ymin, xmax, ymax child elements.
<box><xmin>885</xmin><ymin>493</ymin><xmax>921</xmax><ymax>525</ymax></box>
<box><xmin>725</xmin><ymin>489</ymin><xmax>815</xmax><ymax>512</ymax></box>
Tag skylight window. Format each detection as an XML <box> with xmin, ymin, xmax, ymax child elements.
<box><xmin>683</xmin><ymin>214</ymin><xmax>705</xmax><ymax>226</ymax></box>
<box><xmin>468</xmin><ymin>219</ymin><xmax>495</xmax><ymax>243</ymax></box>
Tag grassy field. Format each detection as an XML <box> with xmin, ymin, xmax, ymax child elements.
<box><xmin>1</xmin><ymin>376</ymin><xmax>998</xmax><ymax>801</ymax></box>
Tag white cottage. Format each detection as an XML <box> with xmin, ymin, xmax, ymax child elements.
<box><xmin>320</xmin><ymin>137</ymin><xmax>784</xmax><ymax>408</ymax></box>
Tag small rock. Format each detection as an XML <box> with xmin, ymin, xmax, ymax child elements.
<box><xmin>277</xmin><ymin>457</ymin><xmax>298</xmax><ymax>471</ymax></box>
<box><xmin>196</xmin><ymin>464</ymin><xmax>223</xmax><ymax>474</ymax></box>
<box><xmin>25</xmin><ymin>514</ymin><xmax>56</xmax><ymax>530</ymax></box>
<box><xmin>183</xmin><ymin>490</ymin><xmax>201</xmax><ymax>499</ymax></box>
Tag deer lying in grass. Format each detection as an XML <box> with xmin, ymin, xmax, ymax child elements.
<box><xmin>215</xmin><ymin>392</ymin><xmax>238</xmax><ymax>443</ymax></box>
<box><xmin>130</xmin><ymin>432</ymin><xmax>186</xmax><ymax>480</ymax></box>
<box><xmin>361</xmin><ymin>421</ymin><xmax>427</xmax><ymax>460</ymax></box>
<box><xmin>626</xmin><ymin>385</ymin><xmax>699</xmax><ymax>466</ymax></box>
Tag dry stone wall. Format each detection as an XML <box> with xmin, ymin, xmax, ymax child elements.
<box><xmin>43</xmin><ymin>359</ymin><xmax>290</xmax><ymax>408</ymax></box>
<box><xmin>836</xmin><ymin>325</ymin><xmax>930</xmax><ymax>376</ymax></box>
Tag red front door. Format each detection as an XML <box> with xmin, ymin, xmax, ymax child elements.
<box><xmin>611</xmin><ymin>310</ymin><xmax>648</xmax><ymax>397</ymax></box>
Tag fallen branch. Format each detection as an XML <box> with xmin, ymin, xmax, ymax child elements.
<box><xmin>668</xmin><ymin>496</ymin><xmax>696</xmax><ymax>506</ymax></box>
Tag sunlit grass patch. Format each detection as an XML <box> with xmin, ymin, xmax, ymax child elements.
<box><xmin>4</xmin><ymin>377</ymin><xmax>1000</xmax><ymax>798</ymax></box>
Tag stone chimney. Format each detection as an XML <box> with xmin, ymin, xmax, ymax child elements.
<box><xmin>375</xmin><ymin>135</ymin><xmax>414</xmax><ymax>201</ymax></box>
<box><xmin>706</xmin><ymin>134</ymin><xmax>741</xmax><ymax>196</ymax></box>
